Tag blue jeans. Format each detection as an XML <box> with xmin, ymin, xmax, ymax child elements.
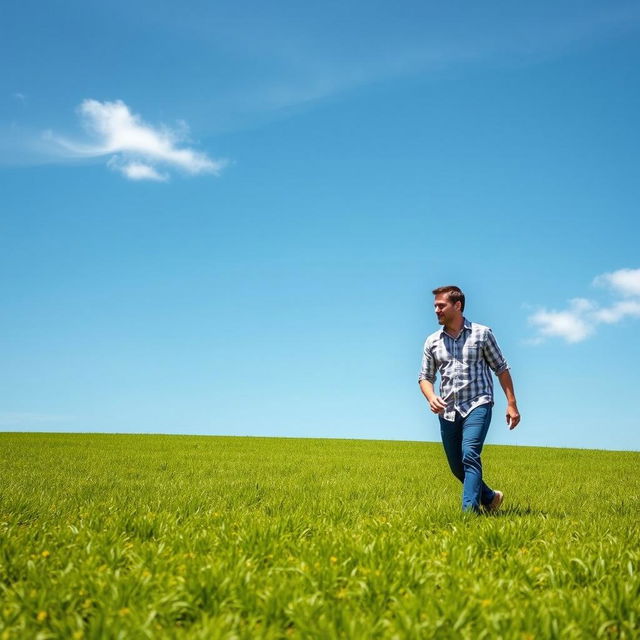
<box><xmin>439</xmin><ymin>403</ymin><xmax>496</xmax><ymax>513</ymax></box>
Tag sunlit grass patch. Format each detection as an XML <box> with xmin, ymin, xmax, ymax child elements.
<box><xmin>0</xmin><ymin>433</ymin><xmax>638</xmax><ymax>638</ymax></box>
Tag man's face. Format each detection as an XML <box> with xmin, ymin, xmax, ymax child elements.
<box><xmin>434</xmin><ymin>293</ymin><xmax>461</xmax><ymax>325</ymax></box>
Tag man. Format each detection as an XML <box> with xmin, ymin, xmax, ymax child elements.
<box><xmin>418</xmin><ymin>285</ymin><xmax>520</xmax><ymax>514</ymax></box>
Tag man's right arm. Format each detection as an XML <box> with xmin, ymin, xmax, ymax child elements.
<box><xmin>418</xmin><ymin>342</ymin><xmax>446</xmax><ymax>414</ymax></box>
<box><xmin>419</xmin><ymin>380</ymin><xmax>447</xmax><ymax>414</ymax></box>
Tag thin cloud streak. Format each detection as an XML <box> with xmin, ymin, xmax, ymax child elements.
<box><xmin>136</xmin><ymin>2</ymin><xmax>640</xmax><ymax>134</ymax></box>
<box><xmin>0</xmin><ymin>412</ymin><xmax>75</xmax><ymax>428</ymax></box>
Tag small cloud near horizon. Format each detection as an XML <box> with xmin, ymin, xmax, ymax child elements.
<box><xmin>528</xmin><ymin>268</ymin><xmax>640</xmax><ymax>344</ymax></box>
<box><xmin>44</xmin><ymin>99</ymin><xmax>228</xmax><ymax>181</ymax></box>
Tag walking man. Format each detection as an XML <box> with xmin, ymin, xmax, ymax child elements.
<box><xmin>418</xmin><ymin>285</ymin><xmax>520</xmax><ymax>514</ymax></box>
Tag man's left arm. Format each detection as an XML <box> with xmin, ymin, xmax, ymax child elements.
<box><xmin>497</xmin><ymin>369</ymin><xmax>520</xmax><ymax>430</ymax></box>
<box><xmin>483</xmin><ymin>329</ymin><xmax>521</xmax><ymax>430</ymax></box>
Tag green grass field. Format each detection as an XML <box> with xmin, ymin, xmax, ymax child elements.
<box><xmin>0</xmin><ymin>433</ymin><xmax>638</xmax><ymax>639</ymax></box>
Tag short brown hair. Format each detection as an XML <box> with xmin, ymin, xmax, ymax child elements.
<box><xmin>432</xmin><ymin>285</ymin><xmax>465</xmax><ymax>312</ymax></box>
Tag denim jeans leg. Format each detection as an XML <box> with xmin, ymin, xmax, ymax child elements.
<box><xmin>460</xmin><ymin>404</ymin><xmax>493</xmax><ymax>512</ymax></box>
<box><xmin>439</xmin><ymin>414</ymin><xmax>464</xmax><ymax>483</ymax></box>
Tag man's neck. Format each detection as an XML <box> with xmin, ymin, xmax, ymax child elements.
<box><xmin>444</xmin><ymin>316</ymin><xmax>464</xmax><ymax>338</ymax></box>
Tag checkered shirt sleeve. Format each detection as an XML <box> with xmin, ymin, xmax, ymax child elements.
<box><xmin>482</xmin><ymin>328</ymin><xmax>510</xmax><ymax>375</ymax></box>
<box><xmin>418</xmin><ymin>340</ymin><xmax>436</xmax><ymax>383</ymax></box>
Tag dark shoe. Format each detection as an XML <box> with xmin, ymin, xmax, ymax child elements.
<box><xmin>486</xmin><ymin>490</ymin><xmax>504</xmax><ymax>512</ymax></box>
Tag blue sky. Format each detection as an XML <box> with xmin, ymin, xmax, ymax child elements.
<box><xmin>1</xmin><ymin>1</ymin><xmax>639</xmax><ymax>451</ymax></box>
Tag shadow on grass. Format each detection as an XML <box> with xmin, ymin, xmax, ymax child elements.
<box><xmin>482</xmin><ymin>504</ymin><xmax>549</xmax><ymax>518</ymax></box>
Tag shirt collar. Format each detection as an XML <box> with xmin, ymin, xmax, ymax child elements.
<box><xmin>441</xmin><ymin>317</ymin><xmax>472</xmax><ymax>339</ymax></box>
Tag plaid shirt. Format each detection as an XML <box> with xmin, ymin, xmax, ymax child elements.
<box><xmin>418</xmin><ymin>317</ymin><xmax>510</xmax><ymax>421</ymax></box>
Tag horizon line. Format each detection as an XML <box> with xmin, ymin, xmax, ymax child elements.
<box><xmin>1</xmin><ymin>430</ymin><xmax>637</xmax><ymax>454</ymax></box>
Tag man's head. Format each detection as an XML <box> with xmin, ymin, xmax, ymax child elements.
<box><xmin>432</xmin><ymin>285</ymin><xmax>465</xmax><ymax>325</ymax></box>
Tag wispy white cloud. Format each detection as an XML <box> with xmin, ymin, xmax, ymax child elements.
<box><xmin>591</xmin><ymin>299</ymin><xmax>640</xmax><ymax>324</ymax></box>
<box><xmin>528</xmin><ymin>268</ymin><xmax>640</xmax><ymax>344</ymax></box>
<box><xmin>528</xmin><ymin>298</ymin><xmax>596</xmax><ymax>343</ymax></box>
<box><xmin>593</xmin><ymin>268</ymin><xmax>640</xmax><ymax>297</ymax></box>
<box><xmin>107</xmin><ymin>158</ymin><xmax>168</xmax><ymax>182</ymax></box>
<box><xmin>45</xmin><ymin>99</ymin><xmax>228</xmax><ymax>181</ymax></box>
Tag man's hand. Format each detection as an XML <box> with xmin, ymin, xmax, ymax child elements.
<box><xmin>428</xmin><ymin>396</ymin><xmax>447</xmax><ymax>414</ymax></box>
<box><xmin>506</xmin><ymin>403</ymin><xmax>520</xmax><ymax>430</ymax></box>
<box><xmin>419</xmin><ymin>380</ymin><xmax>447</xmax><ymax>414</ymax></box>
